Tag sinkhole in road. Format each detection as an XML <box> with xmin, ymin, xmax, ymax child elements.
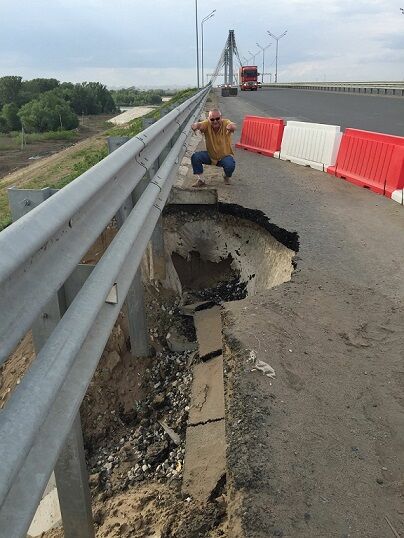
<box><xmin>72</xmin><ymin>203</ymin><xmax>300</xmax><ymax>537</ymax></box>
<box><xmin>162</xmin><ymin>203</ymin><xmax>299</xmax><ymax>302</ymax></box>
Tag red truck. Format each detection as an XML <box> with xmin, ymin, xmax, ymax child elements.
<box><xmin>239</xmin><ymin>65</ymin><xmax>259</xmax><ymax>91</ymax></box>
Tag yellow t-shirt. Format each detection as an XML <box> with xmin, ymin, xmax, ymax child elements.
<box><xmin>200</xmin><ymin>119</ymin><xmax>234</xmax><ymax>163</ymax></box>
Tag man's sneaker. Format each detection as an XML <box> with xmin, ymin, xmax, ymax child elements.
<box><xmin>223</xmin><ymin>175</ymin><xmax>231</xmax><ymax>185</ymax></box>
<box><xmin>192</xmin><ymin>178</ymin><xmax>206</xmax><ymax>188</ymax></box>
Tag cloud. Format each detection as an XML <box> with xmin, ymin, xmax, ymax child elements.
<box><xmin>0</xmin><ymin>0</ymin><xmax>403</xmax><ymax>86</ymax></box>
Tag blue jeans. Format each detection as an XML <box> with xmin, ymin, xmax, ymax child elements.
<box><xmin>191</xmin><ymin>151</ymin><xmax>236</xmax><ymax>177</ymax></box>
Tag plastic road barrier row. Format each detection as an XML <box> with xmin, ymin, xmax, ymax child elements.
<box><xmin>235</xmin><ymin>116</ymin><xmax>285</xmax><ymax>157</ymax></box>
<box><xmin>235</xmin><ymin>115</ymin><xmax>404</xmax><ymax>207</ymax></box>
<box><xmin>327</xmin><ymin>128</ymin><xmax>404</xmax><ymax>197</ymax></box>
<box><xmin>274</xmin><ymin>121</ymin><xmax>342</xmax><ymax>171</ymax></box>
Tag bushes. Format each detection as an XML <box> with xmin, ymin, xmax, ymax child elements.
<box><xmin>18</xmin><ymin>93</ymin><xmax>79</xmax><ymax>132</ymax></box>
<box><xmin>1</xmin><ymin>103</ymin><xmax>21</xmax><ymax>131</ymax></box>
<box><xmin>111</xmin><ymin>88</ymin><xmax>164</xmax><ymax>107</ymax></box>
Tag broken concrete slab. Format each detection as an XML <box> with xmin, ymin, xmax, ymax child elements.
<box><xmin>167</xmin><ymin>186</ymin><xmax>218</xmax><ymax>206</ymax></box>
<box><xmin>182</xmin><ymin>420</ymin><xmax>226</xmax><ymax>502</ymax></box>
<box><xmin>194</xmin><ymin>306</ymin><xmax>223</xmax><ymax>360</ymax></box>
<box><xmin>189</xmin><ymin>355</ymin><xmax>225</xmax><ymax>425</ymax></box>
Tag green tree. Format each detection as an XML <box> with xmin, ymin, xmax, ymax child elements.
<box><xmin>68</xmin><ymin>84</ymin><xmax>98</xmax><ymax>115</ymax></box>
<box><xmin>18</xmin><ymin>93</ymin><xmax>78</xmax><ymax>132</ymax></box>
<box><xmin>0</xmin><ymin>76</ymin><xmax>22</xmax><ymax>107</ymax></box>
<box><xmin>0</xmin><ymin>115</ymin><xmax>8</xmax><ymax>133</ymax></box>
<box><xmin>2</xmin><ymin>103</ymin><xmax>21</xmax><ymax>131</ymax></box>
<box><xmin>84</xmin><ymin>82</ymin><xmax>116</xmax><ymax>113</ymax></box>
<box><xmin>20</xmin><ymin>78</ymin><xmax>60</xmax><ymax>105</ymax></box>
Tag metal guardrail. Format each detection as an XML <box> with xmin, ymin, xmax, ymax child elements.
<box><xmin>0</xmin><ymin>86</ymin><xmax>210</xmax><ymax>537</ymax></box>
<box><xmin>261</xmin><ymin>81</ymin><xmax>404</xmax><ymax>96</ymax></box>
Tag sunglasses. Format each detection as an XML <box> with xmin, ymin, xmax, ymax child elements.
<box><xmin>210</xmin><ymin>117</ymin><xmax>221</xmax><ymax>121</ymax></box>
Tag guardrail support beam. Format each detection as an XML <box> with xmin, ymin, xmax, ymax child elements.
<box><xmin>126</xmin><ymin>269</ymin><xmax>150</xmax><ymax>357</ymax></box>
<box><xmin>116</xmin><ymin>193</ymin><xmax>151</xmax><ymax>358</ymax></box>
<box><xmin>54</xmin><ymin>415</ymin><xmax>95</xmax><ymax>538</ymax></box>
<box><xmin>109</xmin><ymin>138</ymin><xmax>151</xmax><ymax>358</ymax></box>
<box><xmin>150</xmin><ymin>216</ymin><xmax>166</xmax><ymax>282</ymax></box>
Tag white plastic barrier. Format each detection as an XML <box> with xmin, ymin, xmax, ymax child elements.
<box><xmin>274</xmin><ymin>121</ymin><xmax>342</xmax><ymax>171</ymax></box>
<box><xmin>391</xmin><ymin>190</ymin><xmax>404</xmax><ymax>205</ymax></box>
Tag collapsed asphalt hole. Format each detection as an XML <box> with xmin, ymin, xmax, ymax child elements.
<box><xmin>72</xmin><ymin>204</ymin><xmax>299</xmax><ymax>537</ymax></box>
<box><xmin>171</xmin><ymin>251</ymin><xmax>248</xmax><ymax>302</ymax></box>
<box><xmin>162</xmin><ymin>203</ymin><xmax>298</xmax><ymax>304</ymax></box>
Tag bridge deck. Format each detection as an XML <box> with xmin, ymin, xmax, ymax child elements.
<box><xmin>181</xmin><ymin>92</ymin><xmax>404</xmax><ymax>537</ymax></box>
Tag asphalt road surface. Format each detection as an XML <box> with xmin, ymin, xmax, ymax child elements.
<box><xmin>237</xmin><ymin>87</ymin><xmax>404</xmax><ymax>136</ymax></box>
<box><xmin>185</xmin><ymin>90</ymin><xmax>404</xmax><ymax>537</ymax></box>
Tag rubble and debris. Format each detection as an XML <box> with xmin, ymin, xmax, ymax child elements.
<box><xmin>87</xmin><ymin>347</ymin><xmax>192</xmax><ymax>488</ymax></box>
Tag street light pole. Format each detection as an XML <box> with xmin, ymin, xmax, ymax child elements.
<box><xmin>195</xmin><ymin>0</ymin><xmax>200</xmax><ymax>88</ymax></box>
<box><xmin>201</xmin><ymin>9</ymin><xmax>216</xmax><ymax>86</ymax></box>
<box><xmin>267</xmin><ymin>29</ymin><xmax>287</xmax><ymax>83</ymax></box>
<box><xmin>256</xmin><ymin>42</ymin><xmax>271</xmax><ymax>83</ymax></box>
<box><xmin>248</xmin><ymin>50</ymin><xmax>257</xmax><ymax>65</ymax></box>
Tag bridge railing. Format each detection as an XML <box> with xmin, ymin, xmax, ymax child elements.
<box><xmin>0</xmin><ymin>85</ymin><xmax>209</xmax><ymax>537</ymax></box>
<box><xmin>262</xmin><ymin>81</ymin><xmax>404</xmax><ymax>96</ymax></box>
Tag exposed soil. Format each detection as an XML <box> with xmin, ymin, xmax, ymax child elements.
<box><xmin>0</xmin><ymin>331</ymin><xmax>35</xmax><ymax>410</ymax></box>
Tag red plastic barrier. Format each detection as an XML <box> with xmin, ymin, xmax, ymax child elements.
<box><xmin>327</xmin><ymin>128</ymin><xmax>404</xmax><ymax>196</ymax></box>
<box><xmin>235</xmin><ymin>116</ymin><xmax>285</xmax><ymax>157</ymax></box>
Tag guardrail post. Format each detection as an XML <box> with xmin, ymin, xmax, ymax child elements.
<box><xmin>143</xmin><ymin>145</ymin><xmax>167</xmax><ymax>284</ymax></box>
<box><xmin>142</xmin><ymin>117</ymin><xmax>157</xmax><ymax>130</ymax></box>
<box><xmin>116</xmin><ymin>194</ymin><xmax>151</xmax><ymax>358</ymax></box>
<box><xmin>129</xmin><ymin>126</ymin><xmax>167</xmax><ymax>286</ymax></box>
<box><xmin>106</xmin><ymin>135</ymin><xmax>130</xmax><ymax>154</ymax></box>
<box><xmin>108</xmin><ymin>138</ymin><xmax>151</xmax><ymax>357</ymax></box>
<box><xmin>54</xmin><ymin>414</ymin><xmax>94</xmax><ymax>538</ymax></box>
<box><xmin>7</xmin><ymin>189</ymin><xmax>95</xmax><ymax>538</ymax></box>
<box><xmin>8</xmin><ymin>186</ymin><xmax>58</xmax><ymax>221</ymax></box>
<box><xmin>150</xmin><ymin>216</ymin><xmax>166</xmax><ymax>282</ymax></box>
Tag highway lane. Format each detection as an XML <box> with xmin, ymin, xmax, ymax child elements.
<box><xmin>212</xmin><ymin>92</ymin><xmax>404</xmax><ymax>537</ymax></box>
<box><xmin>237</xmin><ymin>87</ymin><xmax>404</xmax><ymax>136</ymax></box>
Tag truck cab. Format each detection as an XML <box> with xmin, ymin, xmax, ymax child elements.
<box><xmin>239</xmin><ymin>66</ymin><xmax>259</xmax><ymax>91</ymax></box>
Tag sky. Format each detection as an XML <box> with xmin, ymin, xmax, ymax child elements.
<box><xmin>0</xmin><ymin>0</ymin><xmax>404</xmax><ymax>88</ymax></box>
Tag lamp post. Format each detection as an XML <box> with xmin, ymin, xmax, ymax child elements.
<box><xmin>195</xmin><ymin>0</ymin><xmax>200</xmax><ymax>88</ymax></box>
<box><xmin>267</xmin><ymin>29</ymin><xmax>287</xmax><ymax>83</ymax></box>
<box><xmin>256</xmin><ymin>42</ymin><xmax>272</xmax><ymax>83</ymax></box>
<box><xmin>201</xmin><ymin>9</ymin><xmax>216</xmax><ymax>86</ymax></box>
<box><xmin>248</xmin><ymin>50</ymin><xmax>257</xmax><ymax>65</ymax></box>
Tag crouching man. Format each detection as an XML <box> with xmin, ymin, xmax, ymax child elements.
<box><xmin>191</xmin><ymin>108</ymin><xmax>236</xmax><ymax>187</ymax></box>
